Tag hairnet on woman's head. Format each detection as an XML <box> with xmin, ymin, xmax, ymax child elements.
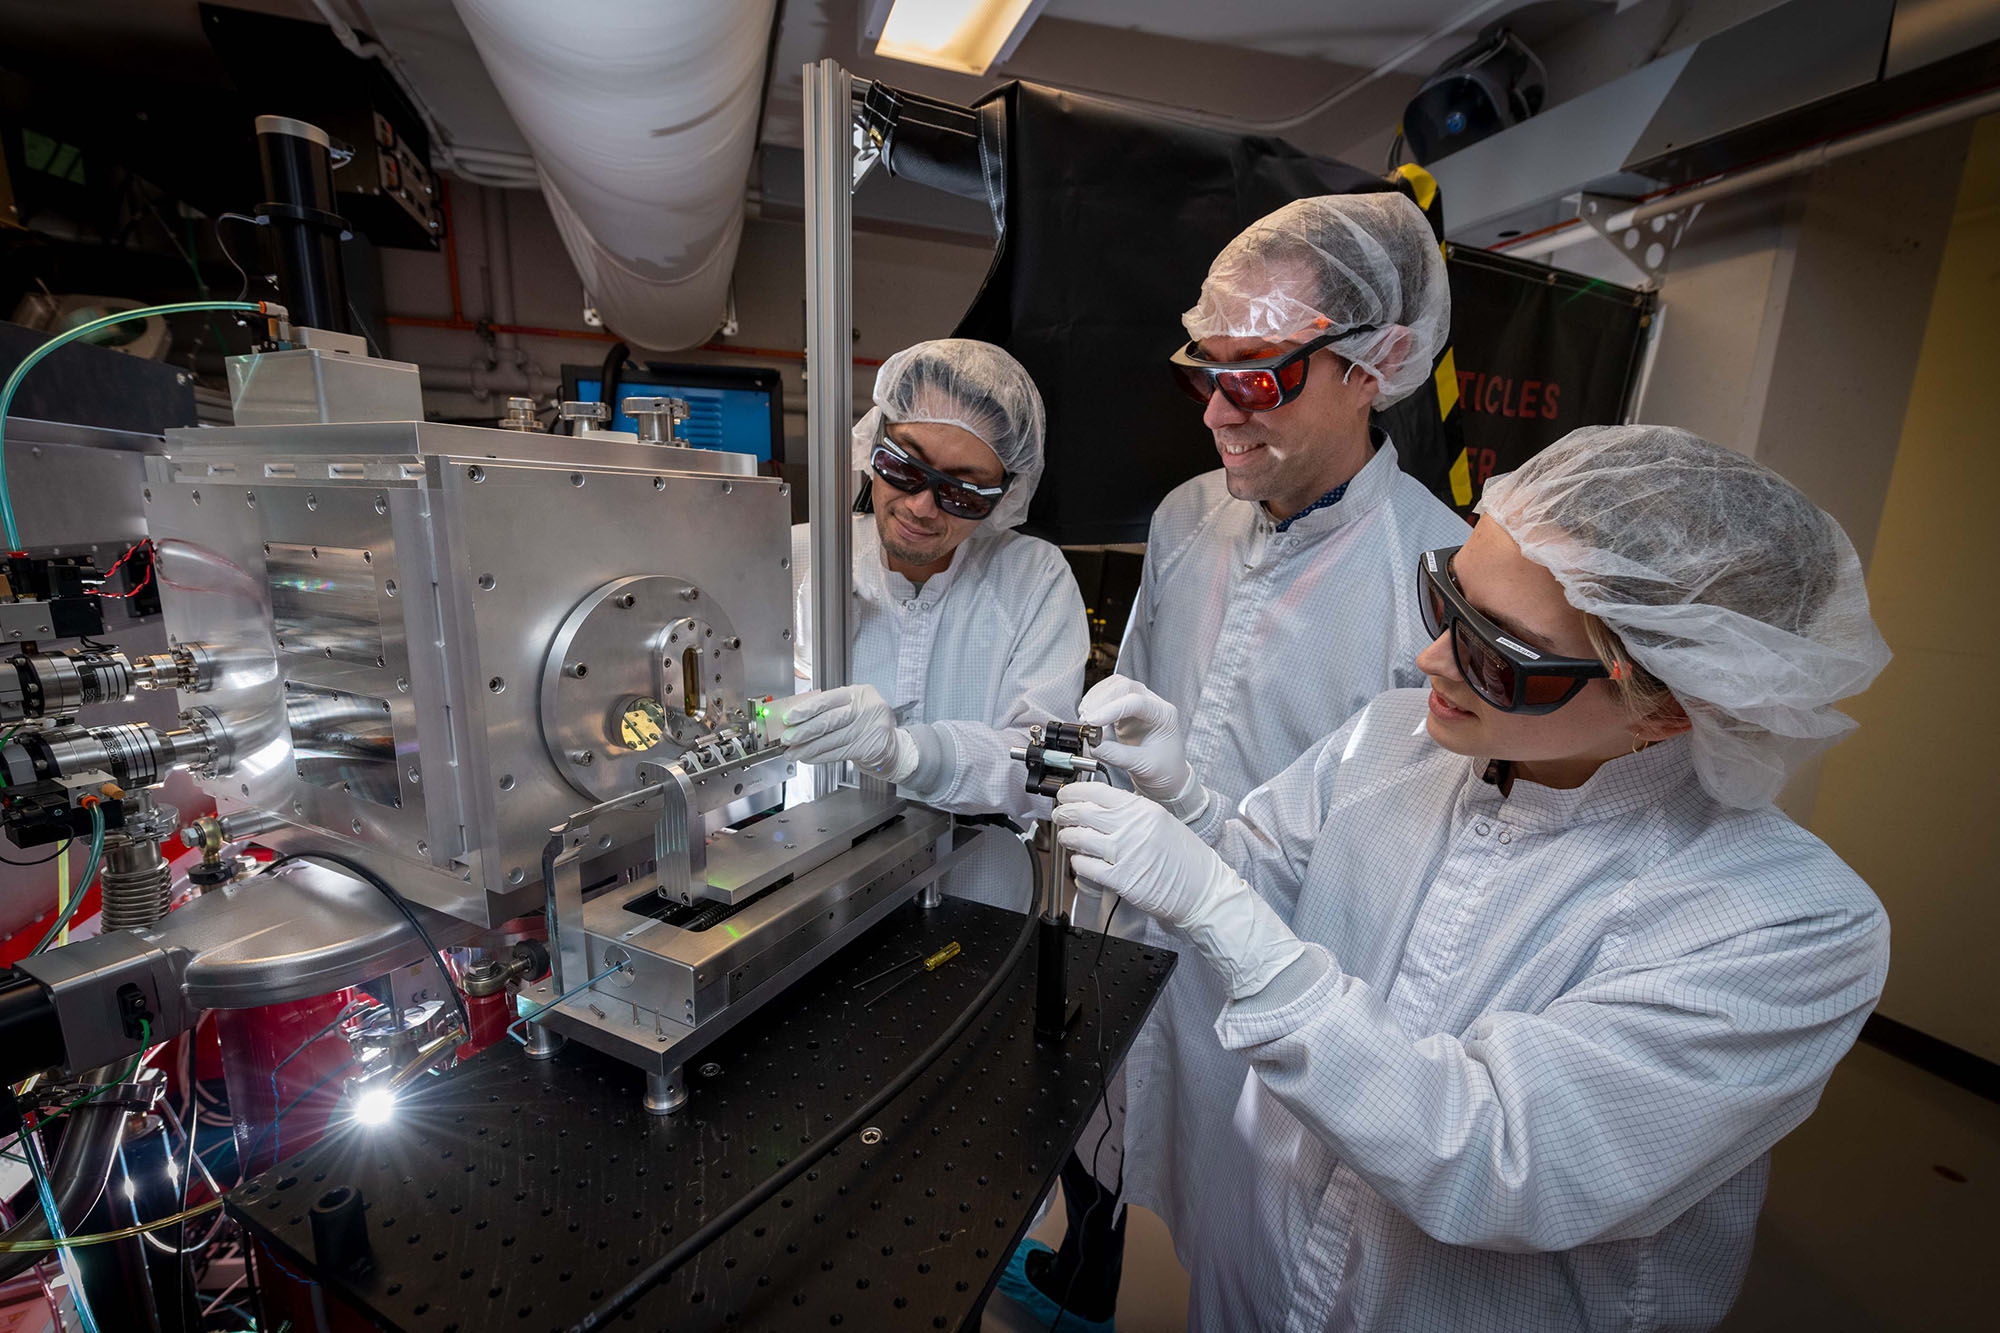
<box><xmin>1476</xmin><ymin>425</ymin><xmax>1891</xmax><ymax>808</ymax></box>
<box><xmin>1183</xmin><ymin>193</ymin><xmax>1450</xmax><ymax>408</ymax></box>
<box><xmin>849</xmin><ymin>338</ymin><xmax>1046</xmax><ymax>529</ymax></box>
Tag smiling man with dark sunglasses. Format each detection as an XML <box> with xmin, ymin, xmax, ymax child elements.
<box><xmin>779</xmin><ymin>339</ymin><xmax>1088</xmax><ymax>910</ymax></box>
<box><xmin>1001</xmin><ymin>191</ymin><xmax>1471</xmax><ymax>1329</ymax></box>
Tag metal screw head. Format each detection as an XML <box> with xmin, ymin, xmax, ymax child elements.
<box><xmin>571</xmin><ymin>750</ymin><xmax>595</xmax><ymax>766</ymax></box>
<box><xmin>699</xmin><ymin>1062</ymin><xmax>722</xmax><ymax>1078</ymax></box>
<box><xmin>859</xmin><ymin>1127</ymin><xmax>883</xmax><ymax>1146</ymax></box>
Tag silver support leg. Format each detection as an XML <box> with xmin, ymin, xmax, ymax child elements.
<box><xmin>918</xmin><ymin>883</ymin><xmax>943</xmax><ymax>909</ymax></box>
<box><xmin>644</xmin><ymin>1066</ymin><xmax>688</xmax><ymax>1116</ymax></box>
<box><xmin>523</xmin><ymin>1023</ymin><xmax>564</xmax><ymax>1060</ymax></box>
<box><xmin>803</xmin><ymin>57</ymin><xmax>856</xmax><ymax>801</ymax></box>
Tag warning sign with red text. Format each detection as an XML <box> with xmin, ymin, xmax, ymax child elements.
<box><xmin>1441</xmin><ymin>244</ymin><xmax>1655</xmax><ymax>513</ymax></box>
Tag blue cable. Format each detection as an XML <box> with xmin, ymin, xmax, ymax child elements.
<box><xmin>21</xmin><ymin>1129</ymin><xmax>101</xmax><ymax>1333</ymax></box>
<box><xmin>506</xmin><ymin>960</ymin><xmax>630</xmax><ymax>1047</ymax></box>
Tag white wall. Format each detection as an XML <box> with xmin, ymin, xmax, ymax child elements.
<box><xmin>1806</xmin><ymin>115</ymin><xmax>2000</xmax><ymax>1060</ymax></box>
<box><xmin>374</xmin><ymin>185</ymin><xmax>992</xmax><ymax>485</ymax></box>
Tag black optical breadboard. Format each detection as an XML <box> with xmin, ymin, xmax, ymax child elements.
<box><xmin>227</xmin><ymin>897</ymin><xmax>1175</xmax><ymax>1331</ymax></box>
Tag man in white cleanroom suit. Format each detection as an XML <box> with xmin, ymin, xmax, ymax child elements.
<box><xmin>1003</xmin><ymin>193</ymin><xmax>1469</xmax><ymax>1326</ymax></box>
<box><xmin>781</xmin><ymin>339</ymin><xmax>1087</xmax><ymax>908</ymax></box>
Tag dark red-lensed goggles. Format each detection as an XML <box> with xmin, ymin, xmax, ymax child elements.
<box><xmin>1417</xmin><ymin>547</ymin><xmax>1609</xmax><ymax>714</ymax></box>
<box><xmin>1168</xmin><ymin>328</ymin><xmax>1374</xmax><ymax>413</ymax></box>
<box><xmin>868</xmin><ymin>429</ymin><xmax>1011</xmax><ymax>521</ymax></box>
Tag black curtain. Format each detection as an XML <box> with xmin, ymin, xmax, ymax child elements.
<box><xmin>928</xmin><ymin>81</ymin><xmax>1461</xmax><ymax>544</ymax></box>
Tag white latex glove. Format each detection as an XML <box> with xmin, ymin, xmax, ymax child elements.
<box><xmin>1055</xmin><ymin>783</ymin><xmax>1304</xmax><ymax>1000</ymax></box>
<box><xmin>779</xmin><ymin>684</ymin><xmax>919</xmax><ymax>782</ymax></box>
<box><xmin>1078</xmin><ymin>675</ymin><xmax>1205</xmax><ymax>819</ymax></box>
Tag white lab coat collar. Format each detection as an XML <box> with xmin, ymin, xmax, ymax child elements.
<box><xmin>854</xmin><ymin>517</ymin><xmax>978</xmax><ymax>609</ymax></box>
<box><xmin>1472</xmin><ymin>732</ymin><xmax>1698</xmax><ymax>831</ymax></box>
<box><xmin>1248</xmin><ymin>428</ymin><xmax>1402</xmax><ymax>540</ymax></box>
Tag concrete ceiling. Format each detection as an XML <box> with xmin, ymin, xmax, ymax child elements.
<box><xmin>0</xmin><ymin>0</ymin><xmax>1640</xmax><ymax>195</ymax></box>
<box><xmin>763</xmin><ymin>0</ymin><xmax>1616</xmax><ymax>165</ymax></box>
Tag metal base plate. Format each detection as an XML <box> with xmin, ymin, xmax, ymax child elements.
<box><xmin>228</xmin><ymin>898</ymin><xmax>1176</xmax><ymax>1331</ymax></box>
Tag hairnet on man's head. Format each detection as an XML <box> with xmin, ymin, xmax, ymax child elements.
<box><xmin>1183</xmin><ymin>193</ymin><xmax>1450</xmax><ymax>408</ymax></box>
<box><xmin>1477</xmin><ymin>425</ymin><xmax>1891</xmax><ymax>808</ymax></box>
<box><xmin>849</xmin><ymin>338</ymin><xmax>1046</xmax><ymax>529</ymax></box>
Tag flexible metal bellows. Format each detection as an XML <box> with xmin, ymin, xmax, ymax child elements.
<box><xmin>99</xmin><ymin>835</ymin><xmax>173</xmax><ymax>931</ymax></box>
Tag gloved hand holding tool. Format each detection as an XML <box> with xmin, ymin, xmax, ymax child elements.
<box><xmin>1076</xmin><ymin>675</ymin><xmax>1207</xmax><ymax>820</ymax></box>
<box><xmin>1053</xmin><ymin>783</ymin><xmax>1304</xmax><ymax>1000</ymax></box>
<box><xmin>779</xmin><ymin>683</ymin><xmax>918</xmax><ymax>782</ymax></box>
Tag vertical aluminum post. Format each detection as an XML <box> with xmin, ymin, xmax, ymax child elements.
<box><xmin>804</xmin><ymin>58</ymin><xmax>857</xmax><ymax>798</ymax></box>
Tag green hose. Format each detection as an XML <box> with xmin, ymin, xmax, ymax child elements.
<box><xmin>0</xmin><ymin>300</ymin><xmax>272</xmax><ymax>549</ymax></box>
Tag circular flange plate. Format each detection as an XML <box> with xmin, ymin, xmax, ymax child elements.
<box><xmin>540</xmin><ymin>575</ymin><xmax>749</xmax><ymax>799</ymax></box>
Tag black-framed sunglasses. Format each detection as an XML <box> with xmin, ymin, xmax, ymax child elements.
<box><xmin>1168</xmin><ymin>327</ymin><xmax>1377</xmax><ymax>413</ymax></box>
<box><xmin>868</xmin><ymin>428</ymin><xmax>1012</xmax><ymax>521</ymax></box>
<box><xmin>1418</xmin><ymin>546</ymin><xmax>1609</xmax><ymax>714</ymax></box>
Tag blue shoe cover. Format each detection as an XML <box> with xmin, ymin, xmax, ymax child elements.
<box><xmin>996</xmin><ymin>1239</ymin><xmax>1115</xmax><ymax>1332</ymax></box>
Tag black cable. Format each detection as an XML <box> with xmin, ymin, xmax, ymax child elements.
<box><xmin>269</xmin><ymin>853</ymin><xmax>471</xmax><ymax>1040</ymax></box>
<box><xmin>346</xmin><ymin>299</ymin><xmax>383</xmax><ymax>358</ymax></box>
<box><xmin>1385</xmin><ymin>128</ymin><xmax>1406</xmax><ymax>173</ymax></box>
<box><xmin>599</xmin><ymin>339</ymin><xmax>630</xmax><ymax>426</ymax></box>
<box><xmin>1050</xmin><ymin>896</ymin><xmax>1123</xmax><ymax>1332</ymax></box>
<box><xmin>214</xmin><ymin>213</ymin><xmax>264</xmax><ymax>303</ymax></box>
<box><xmin>0</xmin><ymin>840</ymin><xmax>69</xmax><ymax>866</ymax></box>
<box><xmin>572</xmin><ymin>824</ymin><xmax>1044</xmax><ymax>1332</ymax></box>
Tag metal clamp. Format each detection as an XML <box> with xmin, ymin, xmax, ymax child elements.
<box><xmin>499</xmin><ymin>396</ymin><xmax>540</xmax><ymax>431</ymax></box>
<box><xmin>620</xmin><ymin>396</ymin><xmax>691</xmax><ymax>446</ymax></box>
<box><xmin>23</xmin><ymin>1075</ymin><xmax>163</xmax><ymax>1116</ymax></box>
<box><xmin>558</xmin><ymin>400</ymin><xmax>611</xmax><ymax>435</ymax></box>
<box><xmin>1011</xmin><ymin>721</ymin><xmax>1105</xmax><ymax>798</ymax></box>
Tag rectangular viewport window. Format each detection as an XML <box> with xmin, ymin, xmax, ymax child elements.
<box><xmin>267</xmin><ymin>542</ymin><xmax>384</xmax><ymax>665</ymax></box>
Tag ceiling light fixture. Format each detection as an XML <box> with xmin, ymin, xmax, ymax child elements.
<box><xmin>863</xmin><ymin>0</ymin><xmax>1050</xmax><ymax>77</ymax></box>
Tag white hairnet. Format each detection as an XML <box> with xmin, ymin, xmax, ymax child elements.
<box><xmin>850</xmin><ymin>338</ymin><xmax>1046</xmax><ymax>530</ymax></box>
<box><xmin>1183</xmin><ymin>192</ymin><xmax>1450</xmax><ymax>409</ymax></box>
<box><xmin>1477</xmin><ymin>425</ymin><xmax>1891</xmax><ymax>809</ymax></box>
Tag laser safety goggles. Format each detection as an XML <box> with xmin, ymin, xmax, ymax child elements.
<box><xmin>1168</xmin><ymin>327</ymin><xmax>1376</xmax><ymax>413</ymax></box>
<box><xmin>868</xmin><ymin>428</ymin><xmax>1012</xmax><ymax>521</ymax></box>
<box><xmin>1418</xmin><ymin>546</ymin><xmax>1610</xmax><ymax>714</ymax></box>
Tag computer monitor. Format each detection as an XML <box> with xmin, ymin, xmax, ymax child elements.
<box><xmin>560</xmin><ymin>362</ymin><xmax>785</xmax><ymax>465</ymax></box>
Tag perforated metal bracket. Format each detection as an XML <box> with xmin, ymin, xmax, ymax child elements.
<box><xmin>1577</xmin><ymin>193</ymin><xmax>1700</xmax><ymax>283</ymax></box>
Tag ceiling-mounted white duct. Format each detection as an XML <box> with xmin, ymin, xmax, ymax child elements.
<box><xmin>449</xmin><ymin>0</ymin><xmax>774</xmax><ymax>349</ymax></box>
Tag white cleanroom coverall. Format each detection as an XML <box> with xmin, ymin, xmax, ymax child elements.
<box><xmin>1136</xmin><ymin>688</ymin><xmax>1888</xmax><ymax>1331</ymax></box>
<box><xmin>1104</xmin><ymin>438</ymin><xmax>1467</xmax><ymax>1183</ymax></box>
<box><xmin>792</xmin><ymin>515</ymin><xmax>1088</xmax><ymax>908</ymax></box>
